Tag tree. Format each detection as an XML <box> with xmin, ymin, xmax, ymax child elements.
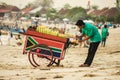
<box><xmin>25</xmin><ymin>3</ymin><xmax>32</xmax><ymax>8</ymax></box>
<box><xmin>87</xmin><ymin>14</ymin><xmax>96</xmax><ymax>21</ymax></box>
<box><xmin>95</xmin><ymin>16</ymin><xmax>107</xmax><ymax>22</ymax></box>
<box><xmin>40</xmin><ymin>0</ymin><xmax>54</xmax><ymax>9</ymax></box>
<box><xmin>46</xmin><ymin>8</ymin><xmax>58</xmax><ymax>20</ymax></box>
<box><xmin>0</xmin><ymin>2</ymin><xmax>8</xmax><ymax>7</ymax></box>
<box><xmin>92</xmin><ymin>5</ymin><xmax>99</xmax><ymax>10</ymax></box>
<box><xmin>28</xmin><ymin>0</ymin><xmax>53</xmax><ymax>9</ymax></box>
<box><xmin>66</xmin><ymin>7</ymin><xmax>86</xmax><ymax>21</ymax></box>
<box><xmin>63</xmin><ymin>3</ymin><xmax>71</xmax><ymax>9</ymax></box>
<box><xmin>116</xmin><ymin>0</ymin><xmax>120</xmax><ymax>9</ymax></box>
<box><xmin>114</xmin><ymin>12</ymin><xmax>120</xmax><ymax>23</ymax></box>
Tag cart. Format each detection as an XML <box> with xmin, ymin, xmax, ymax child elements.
<box><xmin>23</xmin><ymin>29</ymin><xmax>69</xmax><ymax>67</ymax></box>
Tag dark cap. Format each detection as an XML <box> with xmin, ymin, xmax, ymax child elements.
<box><xmin>75</xmin><ymin>20</ymin><xmax>85</xmax><ymax>26</ymax></box>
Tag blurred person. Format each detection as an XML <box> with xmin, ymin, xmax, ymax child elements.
<box><xmin>0</xmin><ymin>29</ymin><xmax>2</xmax><ymax>45</ymax></box>
<box><xmin>75</xmin><ymin>20</ymin><xmax>101</xmax><ymax>67</ymax></box>
<box><xmin>21</xmin><ymin>28</ymin><xmax>26</xmax><ymax>33</ymax></box>
<box><xmin>7</xmin><ymin>29</ymin><xmax>13</xmax><ymax>46</ymax></box>
<box><xmin>101</xmin><ymin>24</ymin><xmax>109</xmax><ymax>47</ymax></box>
<box><xmin>15</xmin><ymin>34</ymin><xmax>23</xmax><ymax>46</ymax></box>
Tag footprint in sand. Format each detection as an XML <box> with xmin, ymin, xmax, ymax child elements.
<box><xmin>53</xmin><ymin>75</ymin><xmax>63</xmax><ymax>78</ymax></box>
<box><xmin>83</xmin><ymin>74</ymin><xmax>98</xmax><ymax>77</ymax></box>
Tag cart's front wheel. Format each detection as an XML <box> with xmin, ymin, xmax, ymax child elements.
<box><xmin>28</xmin><ymin>44</ymin><xmax>53</xmax><ymax>67</ymax></box>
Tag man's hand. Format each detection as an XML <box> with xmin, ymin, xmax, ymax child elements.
<box><xmin>75</xmin><ymin>35</ymin><xmax>79</xmax><ymax>38</ymax></box>
<box><xmin>79</xmin><ymin>36</ymin><xmax>90</xmax><ymax>42</ymax></box>
<box><xmin>79</xmin><ymin>39</ymin><xmax>86</xmax><ymax>42</ymax></box>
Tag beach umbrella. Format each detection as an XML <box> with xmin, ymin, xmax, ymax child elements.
<box><xmin>83</xmin><ymin>20</ymin><xmax>94</xmax><ymax>24</ymax></box>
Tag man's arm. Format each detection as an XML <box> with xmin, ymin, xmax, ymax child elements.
<box><xmin>76</xmin><ymin>34</ymin><xmax>85</xmax><ymax>38</ymax></box>
<box><xmin>79</xmin><ymin>36</ymin><xmax>91</xmax><ymax>42</ymax></box>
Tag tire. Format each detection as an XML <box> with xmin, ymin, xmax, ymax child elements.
<box><xmin>28</xmin><ymin>44</ymin><xmax>53</xmax><ymax>67</ymax></box>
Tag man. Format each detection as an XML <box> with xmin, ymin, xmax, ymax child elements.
<box><xmin>75</xmin><ymin>20</ymin><xmax>101</xmax><ymax>67</ymax></box>
<box><xmin>101</xmin><ymin>24</ymin><xmax>109</xmax><ymax>47</ymax></box>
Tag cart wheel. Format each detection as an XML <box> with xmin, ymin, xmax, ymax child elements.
<box><xmin>50</xmin><ymin>58</ymin><xmax>61</xmax><ymax>66</ymax></box>
<box><xmin>28</xmin><ymin>51</ymin><xmax>37</xmax><ymax>67</ymax></box>
<box><xmin>28</xmin><ymin>44</ymin><xmax>53</xmax><ymax>67</ymax></box>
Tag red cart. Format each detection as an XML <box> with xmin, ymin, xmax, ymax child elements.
<box><xmin>23</xmin><ymin>29</ymin><xmax>69</xmax><ymax>67</ymax></box>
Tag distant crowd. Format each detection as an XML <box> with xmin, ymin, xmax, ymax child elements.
<box><xmin>0</xmin><ymin>20</ymin><xmax>120</xmax><ymax>47</ymax></box>
<box><xmin>0</xmin><ymin>22</ymin><xmax>25</xmax><ymax>46</ymax></box>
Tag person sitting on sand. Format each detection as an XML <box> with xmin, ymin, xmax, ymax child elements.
<box><xmin>15</xmin><ymin>34</ymin><xmax>23</xmax><ymax>46</ymax></box>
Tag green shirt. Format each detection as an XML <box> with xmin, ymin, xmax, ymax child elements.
<box><xmin>101</xmin><ymin>27</ymin><xmax>108</xmax><ymax>39</ymax></box>
<box><xmin>82</xmin><ymin>23</ymin><xmax>101</xmax><ymax>42</ymax></box>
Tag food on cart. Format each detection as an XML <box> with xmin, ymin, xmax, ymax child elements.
<box><xmin>36</xmin><ymin>26</ymin><xmax>59</xmax><ymax>36</ymax></box>
<box><xmin>35</xmin><ymin>26</ymin><xmax>73</xmax><ymax>38</ymax></box>
<box><xmin>65</xmin><ymin>33</ymin><xmax>74</xmax><ymax>38</ymax></box>
<box><xmin>58</xmin><ymin>33</ymin><xmax>67</xmax><ymax>38</ymax></box>
<box><xmin>69</xmin><ymin>38</ymin><xmax>78</xmax><ymax>43</ymax></box>
<box><xmin>69</xmin><ymin>38</ymin><xmax>79</xmax><ymax>46</ymax></box>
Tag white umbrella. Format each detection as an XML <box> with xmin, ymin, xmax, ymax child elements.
<box><xmin>63</xmin><ymin>18</ymin><xmax>69</xmax><ymax>22</ymax></box>
<box><xmin>83</xmin><ymin>20</ymin><xmax>94</xmax><ymax>24</ymax></box>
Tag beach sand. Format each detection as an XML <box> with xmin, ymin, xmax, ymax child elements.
<box><xmin>0</xmin><ymin>27</ymin><xmax>120</xmax><ymax>80</ymax></box>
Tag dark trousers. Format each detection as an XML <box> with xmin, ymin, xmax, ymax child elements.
<box><xmin>101</xmin><ymin>38</ymin><xmax>106</xmax><ymax>47</ymax></box>
<box><xmin>84</xmin><ymin>42</ymin><xmax>100</xmax><ymax>66</ymax></box>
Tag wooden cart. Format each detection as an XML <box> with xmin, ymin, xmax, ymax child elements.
<box><xmin>23</xmin><ymin>30</ymin><xmax>69</xmax><ymax>67</ymax></box>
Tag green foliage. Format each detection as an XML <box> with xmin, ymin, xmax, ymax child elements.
<box><xmin>107</xmin><ymin>17</ymin><xmax>114</xmax><ymax>22</ymax></box>
<box><xmin>114</xmin><ymin>12</ymin><xmax>120</xmax><ymax>23</ymax></box>
<box><xmin>49</xmin><ymin>8</ymin><xmax>57</xmax><ymax>13</ymax></box>
<box><xmin>87</xmin><ymin>14</ymin><xmax>96</xmax><ymax>20</ymax></box>
<box><xmin>63</xmin><ymin>3</ymin><xmax>71</xmax><ymax>9</ymax></box>
<box><xmin>116</xmin><ymin>0</ymin><xmax>120</xmax><ymax>8</ymax></box>
<box><xmin>25</xmin><ymin>3</ymin><xmax>32</xmax><ymax>8</ymax></box>
<box><xmin>46</xmin><ymin>8</ymin><xmax>59</xmax><ymax>20</ymax></box>
<box><xmin>87</xmin><ymin>14</ymin><xmax>108</xmax><ymax>22</ymax></box>
<box><xmin>66</xmin><ymin>7</ymin><xmax>86</xmax><ymax>21</ymax></box>
<box><xmin>35</xmin><ymin>11</ymin><xmax>41</xmax><ymax>17</ymax></box>
<box><xmin>0</xmin><ymin>2</ymin><xmax>7</xmax><ymax>5</ymax></box>
<box><xmin>95</xmin><ymin>16</ymin><xmax>107</xmax><ymax>22</ymax></box>
<box><xmin>92</xmin><ymin>5</ymin><xmax>98</xmax><ymax>10</ymax></box>
<box><xmin>0</xmin><ymin>2</ymin><xmax>8</xmax><ymax>7</ymax></box>
<box><xmin>40</xmin><ymin>0</ymin><xmax>54</xmax><ymax>9</ymax></box>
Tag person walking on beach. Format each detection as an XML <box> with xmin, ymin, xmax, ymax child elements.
<box><xmin>75</xmin><ymin>20</ymin><xmax>101</xmax><ymax>67</ymax></box>
<box><xmin>7</xmin><ymin>29</ymin><xmax>13</xmax><ymax>46</ymax></box>
<box><xmin>101</xmin><ymin>24</ymin><xmax>109</xmax><ymax>47</ymax></box>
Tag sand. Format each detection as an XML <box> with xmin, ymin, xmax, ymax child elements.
<box><xmin>0</xmin><ymin>27</ymin><xmax>120</xmax><ymax>80</ymax></box>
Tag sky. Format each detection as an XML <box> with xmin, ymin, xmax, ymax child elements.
<box><xmin>0</xmin><ymin>0</ymin><xmax>116</xmax><ymax>9</ymax></box>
